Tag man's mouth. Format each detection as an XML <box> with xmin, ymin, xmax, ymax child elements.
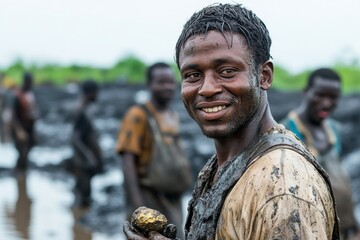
<box><xmin>318</xmin><ymin>110</ymin><xmax>330</xmax><ymax>118</ymax></box>
<box><xmin>202</xmin><ymin>105</ymin><xmax>226</xmax><ymax>113</ymax></box>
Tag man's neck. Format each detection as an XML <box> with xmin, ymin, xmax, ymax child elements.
<box><xmin>214</xmin><ymin>104</ymin><xmax>277</xmax><ymax>167</ymax></box>
<box><xmin>297</xmin><ymin>107</ymin><xmax>323</xmax><ymax>128</ymax></box>
<box><xmin>150</xmin><ymin>98</ymin><xmax>170</xmax><ymax>112</ymax></box>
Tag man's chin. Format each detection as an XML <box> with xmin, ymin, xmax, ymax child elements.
<box><xmin>201</xmin><ymin>128</ymin><xmax>230</xmax><ymax>139</ymax></box>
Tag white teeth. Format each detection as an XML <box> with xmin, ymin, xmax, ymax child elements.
<box><xmin>202</xmin><ymin>105</ymin><xmax>226</xmax><ymax>113</ymax></box>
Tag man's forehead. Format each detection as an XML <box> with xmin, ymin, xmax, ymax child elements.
<box><xmin>184</xmin><ymin>31</ymin><xmax>247</xmax><ymax>45</ymax></box>
<box><xmin>313</xmin><ymin>77</ymin><xmax>340</xmax><ymax>88</ymax></box>
<box><xmin>179</xmin><ymin>31</ymin><xmax>249</xmax><ymax>57</ymax></box>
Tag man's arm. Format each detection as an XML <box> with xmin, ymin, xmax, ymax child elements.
<box><xmin>251</xmin><ymin>194</ymin><xmax>334</xmax><ymax>239</ymax></box>
<box><xmin>116</xmin><ymin>106</ymin><xmax>149</xmax><ymax>208</ymax></box>
<box><xmin>71</xmin><ymin>130</ymin><xmax>97</xmax><ymax>167</ymax></box>
<box><xmin>71</xmin><ymin>110</ymin><xmax>101</xmax><ymax>167</ymax></box>
<box><xmin>11</xmin><ymin>96</ymin><xmax>28</xmax><ymax>141</ymax></box>
<box><xmin>121</xmin><ymin>152</ymin><xmax>145</xmax><ymax>208</ymax></box>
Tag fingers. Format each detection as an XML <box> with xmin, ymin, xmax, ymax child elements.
<box><xmin>123</xmin><ymin>221</ymin><xmax>146</xmax><ymax>240</ymax></box>
<box><xmin>162</xmin><ymin>224</ymin><xmax>177</xmax><ymax>239</ymax></box>
<box><xmin>123</xmin><ymin>220</ymin><xmax>174</xmax><ymax>240</ymax></box>
<box><xmin>148</xmin><ymin>231</ymin><xmax>172</xmax><ymax>240</ymax></box>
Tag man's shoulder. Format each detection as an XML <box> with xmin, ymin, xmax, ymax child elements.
<box><xmin>124</xmin><ymin>104</ymin><xmax>148</xmax><ymax>119</ymax></box>
<box><xmin>232</xmin><ymin>148</ymin><xmax>332</xmax><ymax>207</ymax></box>
<box><xmin>249</xmin><ymin>148</ymin><xmax>318</xmax><ymax>178</ymax></box>
<box><xmin>226</xmin><ymin>148</ymin><xmax>332</xmax><ymax>218</ymax></box>
<box><xmin>222</xmin><ymin>146</ymin><xmax>335</xmax><ymax>240</ymax></box>
<box><xmin>326</xmin><ymin>118</ymin><xmax>341</xmax><ymax>131</ymax></box>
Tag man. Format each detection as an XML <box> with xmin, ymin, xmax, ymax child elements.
<box><xmin>116</xmin><ymin>62</ymin><xmax>192</xmax><ymax>239</ymax></box>
<box><xmin>123</xmin><ymin>4</ymin><xmax>339</xmax><ymax>240</ymax></box>
<box><xmin>10</xmin><ymin>72</ymin><xmax>37</xmax><ymax>172</ymax></box>
<box><xmin>282</xmin><ymin>68</ymin><xmax>359</xmax><ymax>239</ymax></box>
<box><xmin>0</xmin><ymin>73</ymin><xmax>5</xmax><ymax>142</ymax></box>
<box><xmin>71</xmin><ymin>80</ymin><xmax>103</xmax><ymax>208</ymax></box>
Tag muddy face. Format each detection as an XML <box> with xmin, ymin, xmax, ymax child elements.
<box><xmin>149</xmin><ymin>67</ymin><xmax>177</xmax><ymax>104</ymax></box>
<box><xmin>305</xmin><ymin>77</ymin><xmax>340</xmax><ymax>125</ymax></box>
<box><xmin>179</xmin><ymin>31</ymin><xmax>262</xmax><ymax>139</ymax></box>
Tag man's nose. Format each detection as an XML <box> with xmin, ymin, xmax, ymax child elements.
<box><xmin>322</xmin><ymin>96</ymin><xmax>336</xmax><ymax>108</ymax></box>
<box><xmin>198</xmin><ymin>74</ymin><xmax>222</xmax><ymax>97</ymax></box>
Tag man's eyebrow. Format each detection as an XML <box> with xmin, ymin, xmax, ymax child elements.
<box><xmin>181</xmin><ymin>57</ymin><xmax>245</xmax><ymax>71</ymax></box>
<box><xmin>213</xmin><ymin>58</ymin><xmax>230</xmax><ymax>65</ymax></box>
<box><xmin>214</xmin><ymin>57</ymin><xmax>243</xmax><ymax>65</ymax></box>
<box><xmin>180</xmin><ymin>63</ymin><xmax>199</xmax><ymax>71</ymax></box>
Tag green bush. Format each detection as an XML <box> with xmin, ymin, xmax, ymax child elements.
<box><xmin>1</xmin><ymin>58</ymin><xmax>359</xmax><ymax>94</ymax></box>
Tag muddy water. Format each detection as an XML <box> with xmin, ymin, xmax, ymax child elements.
<box><xmin>1</xmin><ymin>141</ymin><xmax>360</xmax><ymax>239</ymax></box>
<box><xmin>0</xmin><ymin>143</ymin><xmax>191</xmax><ymax>240</ymax></box>
<box><xmin>0</xmin><ymin>143</ymin><xmax>125</xmax><ymax>240</ymax></box>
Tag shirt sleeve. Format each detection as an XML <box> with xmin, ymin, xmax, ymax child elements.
<box><xmin>115</xmin><ymin>106</ymin><xmax>147</xmax><ymax>156</ymax></box>
<box><xmin>252</xmin><ymin>194</ymin><xmax>331</xmax><ymax>239</ymax></box>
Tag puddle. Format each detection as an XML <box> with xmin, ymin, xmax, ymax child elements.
<box><xmin>0</xmin><ymin>169</ymin><xmax>125</xmax><ymax>240</ymax></box>
<box><xmin>0</xmin><ymin>142</ymin><xmax>189</xmax><ymax>240</ymax></box>
<box><xmin>0</xmin><ymin>142</ymin><xmax>125</xmax><ymax>240</ymax></box>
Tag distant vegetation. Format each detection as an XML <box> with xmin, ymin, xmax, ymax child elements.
<box><xmin>1</xmin><ymin>55</ymin><xmax>360</xmax><ymax>94</ymax></box>
<box><xmin>273</xmin><ymin>65</ymin><xmax>360</xmax><ymax>94</ymax></box>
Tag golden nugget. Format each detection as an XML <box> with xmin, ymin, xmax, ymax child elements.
<box><xmin>131</xmin><ymin>206</ymin><xmax>168</xmax><ymax>234</ymax></box>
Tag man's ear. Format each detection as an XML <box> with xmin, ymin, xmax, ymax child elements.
<box><xmin>260</xmin><ymin>60</ymin><xmax>273</xmax><ymax>90</ymax></box>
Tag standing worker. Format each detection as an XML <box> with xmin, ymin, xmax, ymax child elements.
<box><xmin>282</xmin><ymin>68</ymin><xmax>360</xmax><ymax>239</ymax></box>
<box><xmin>116</xmin><ymin>62</ymin><xmax>192</xmax><ymax>239</ymax></box>
<box><xmin>123</xmin><ymin>4</ymin><xmax>340</xmax><ymax>240</ymax></box>
<box><xmin>71</xmin><ymin>80</ymin><xmax>103</xmax><ymax>208</ymax></box>
<box><xmin>10</xmin><ymin>72</ymin><xmax>38</xmax><ymax>173</ymax></box>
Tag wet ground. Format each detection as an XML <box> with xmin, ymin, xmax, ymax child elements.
<box><xmin>1</xmin><ymin>84</ymin><xmax>360</xmax><ymax>239</ymax></box>
<box><xmin>0</xmin><ymin>84</ymin><xmax>201</xmax><ymax>240</ymax></box>
<box><xmin>0</xmin><ymin>142</ymin><xmax>192</xmax><ymax>240</ymax></box>
<box><xmin>1</xmin><ymin>143</ymin><xmax>360</xmax><ymax>240</ymax></box>
<box><xmin>0</xmin><ymin>142</ymin><xmax>126</xmax><ymax>240</ymax></box>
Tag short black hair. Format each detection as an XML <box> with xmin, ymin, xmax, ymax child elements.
<box><xmin>175</xmin><ymin>3</ymin><xmax>271</xmax><ymax>70</ymax></box>
<box><xmin>146</xmin><ymin>62</ymin><xmax>171</xmax><ymax>85</ymax></box>
<box><xmin>23</xmin><ymin>72</ymin><xmax>33</xmax><ymax>83</ymax></box>
<box><xmin>306</xmin><ymin>68</ymin><xmax>341</xmax><ymax>91</ymax></box>
<box><xmin>81</xmin><ymin>79</ymin><xmax>98</xmax><ymax>94</ymax></box>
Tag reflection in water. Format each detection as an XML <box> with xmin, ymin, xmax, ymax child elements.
<box><xmin>0</xmin><ymin>169</ymin><xmax>125</xmax><ymax>240</ymax></box>
<box><xmin>72</xmin><ymin>208</ymin><xmax>92</xmax><ymax>240</ymax></box>
<box><xmin>6</xmin><ymin>174</ymin><xmax>32</xmax><ymax>239</ymax></box>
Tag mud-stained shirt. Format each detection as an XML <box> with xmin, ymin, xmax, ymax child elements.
<box><xmin>216</xmin><ymin>148</ymin><xmax>335</xmax><ymax>240</ymax></box>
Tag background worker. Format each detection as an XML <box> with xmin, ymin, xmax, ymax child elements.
<box><xmin>282</xmin><ymin>68</ymin><xmax>360</xmax><ymax>239</ymax></box>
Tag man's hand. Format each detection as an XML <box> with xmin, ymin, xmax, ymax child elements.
<box><xmin>123</xmin><ymin>221</ymin><xmax>172</xmax><ymax>240</ymax></box>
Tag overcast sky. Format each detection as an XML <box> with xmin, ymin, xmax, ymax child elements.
<box><xmin>0</xmin><ymin>0</ymin><xmax>359</xmax><ymax>73</ymax></box>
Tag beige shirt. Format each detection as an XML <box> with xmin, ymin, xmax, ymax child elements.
<box><xmin>216</xmin><ymin>148</ymin><xmax>335</xmax><ymax>240</ymax></box>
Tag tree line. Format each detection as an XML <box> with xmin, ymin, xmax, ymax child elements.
<box><xmin>1</xmin><ymin>55</ymin><xmax>360</xmax><ymax>94</ymax></box>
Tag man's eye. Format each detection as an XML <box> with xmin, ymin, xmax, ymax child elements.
<box><xmin>184</xmin><ymin>72</ymin><xmax>202</xmax><ymax>81</ymax></box>
<box><xmin>220</xmin><ymin>68</ymin><xmax>237</xmax><ymax>77</ymax></box>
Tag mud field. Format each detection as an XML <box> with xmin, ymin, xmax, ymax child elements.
<box><xmin>0</xmin><ymin>83</ymin><xmax>359</xmax><ymax>239</ymax></box>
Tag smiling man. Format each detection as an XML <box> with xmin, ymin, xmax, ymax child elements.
<box><xmin>282</xmin><ymin>68</ymin><xmax>359</xmax><ymax>239</ymax></box>
<box><xmin>123</xmin><ymin>4</ymin><xmax>339</xmax><ymax>240</ymax></box>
